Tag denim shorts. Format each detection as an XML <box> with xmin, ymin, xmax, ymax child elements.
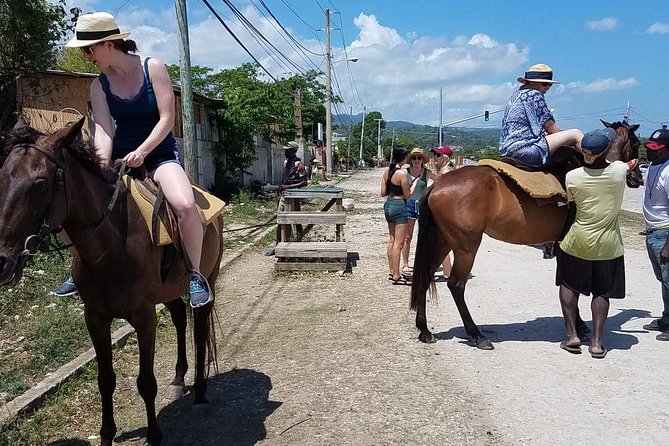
<box><xmin>384</xmin><ymin>198</ymin><xmax>408</xmax><ymax>224</ymax></box>
<box><xmin>406</xmin><ymin>199</ymin><xmax>419</xmax><ymax>220</ymax></box>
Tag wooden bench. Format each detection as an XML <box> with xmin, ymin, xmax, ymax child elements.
<box><xmin>274</xmin><ymin>242</ymin><xmax>348</xmax><ymax>271</ymax></box>
<box><xmin>275</xmin><ymin>187</ymin><xmax>348</xmax><ymax>271</ymax></box>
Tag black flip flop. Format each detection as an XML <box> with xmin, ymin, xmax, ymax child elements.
<box><xmin>588</xmin><ymin>346</ymin><xmax>607</xmax><ymax>359</ymax></box>
<box><xmin>559</xmin><ymin>340</ymin><xmax>582</xmax><ymax>354</ymax></box>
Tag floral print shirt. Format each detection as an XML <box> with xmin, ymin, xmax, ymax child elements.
<box><xmin>499</xmin><ymin>88</ymin><xmax>554</xmax><ymax>167</ymax></box>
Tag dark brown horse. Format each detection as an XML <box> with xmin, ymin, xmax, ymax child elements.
<box><xmin>410</xmin><ymin>120</ymin><xmax>643</xmax><ymax>350</ymax></box>
<box><xmin>0</xmin><ymin>119</ymin><xmax>223</xmax><ymax>445</ymax></box>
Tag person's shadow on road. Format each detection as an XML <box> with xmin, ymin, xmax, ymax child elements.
<box><xmin>434</xmin><ymin>308</ymin><xmax>651</xmax><ymax>351</ymax></box>
<box><xmin>116</xmin><ymin>368</ymin><xmax>282</xmax><ymax>445</ymax></box>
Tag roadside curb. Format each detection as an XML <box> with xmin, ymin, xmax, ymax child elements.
<box><xmin>0</xmin><ymin>224</ymin><xmax>274</xmax><ymax>429</ymax></box>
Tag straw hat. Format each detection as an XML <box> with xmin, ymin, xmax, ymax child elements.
<box><xmin>408</xmin><ymin>147</ymin><xmax>430</xmax><ymax>164</ymax></box>
<box><xmin>517</xmin><ymin>64</ymin><xmax>560</xmax><ymax>84</ymax></box>
<box><xmin>65</xmin><ymin>12</ymin><xmax>130</xmax><ymax>48</ymax></box>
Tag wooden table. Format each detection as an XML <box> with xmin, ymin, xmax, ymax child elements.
<box><xmin>275</xmin><ymin>187</ymin><xmax>348</xmax><ymax>271</ymax></box>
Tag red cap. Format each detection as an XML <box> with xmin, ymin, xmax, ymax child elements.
<box><xmin>645</xmin><ymin>129</ymin><xmax>669</xmax><ymax>151</ymax></box>
<box><xmin>431</xmin><ymin>146</ymin><xmax>453</xmax><ymax>156</ymax></box>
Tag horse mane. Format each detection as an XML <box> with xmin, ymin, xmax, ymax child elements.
<box><xmin>1</xmin><ymin>124</ymin><xmax>117</xmax><ymax>184</ymax></box>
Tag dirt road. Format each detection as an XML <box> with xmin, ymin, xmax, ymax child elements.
<box><xmin>25</xmin><ymin>168</ymin><xmax>668</xmax><ymax>445</ymax></box>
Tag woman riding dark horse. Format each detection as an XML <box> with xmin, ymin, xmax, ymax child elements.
<box><xmin>0</xmin><ymin>119</ymin><xmax>222</xmax><ymax>446</ymax></box>
<box><xmin>409</xmin><ymin>120</ymin><xmax>643</xmax><ymax>350</ymax></box>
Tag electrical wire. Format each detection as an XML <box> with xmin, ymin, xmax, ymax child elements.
<box><xmin>200</xmin><ymin>0</ymin><xmax>277</xmax><ymax>81</ymax></box>
<box><xmin>220</xmin><ymin>0</ymin><xmax>306</xmax><ymax>75</ymax></box>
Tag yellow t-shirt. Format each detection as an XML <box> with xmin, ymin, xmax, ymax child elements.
<box><xmin>559</xmin><ymin>161</ymin><xmax>628</xmax><ymax>260</ymax></box>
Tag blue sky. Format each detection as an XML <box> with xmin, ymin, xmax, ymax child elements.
<box><xmin>63</xmin><ymin>0</ymin><xmax>668</xmax><ymax>136</ymax></box>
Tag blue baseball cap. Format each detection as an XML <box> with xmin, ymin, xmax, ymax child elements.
<box><xmin>582</xmin><ymin>128</ymin><xmax>616</xmax><ymax>155</ymax></box>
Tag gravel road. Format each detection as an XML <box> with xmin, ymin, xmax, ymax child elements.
<box><xmin>19</xmin><ymin>168</ymin><xmax>668</xmax><ymax>446</ymax></box>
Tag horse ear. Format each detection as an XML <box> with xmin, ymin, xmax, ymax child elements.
<box><xmin>601</xmin><ymin>119</ymin><xmax>612</xmax><ymax>128</ymax></box>
<box><xmin>45</xmin><ymin>117</ymin><xmax>86</xmax><ymax>150</ymax></box>
<box><xmin>628</xmin><ymin>124</ymin><xmax>640</xmax><ymax>134</ymax></box>
<box><xmin>12</xmin><ymin>116</ymin><xmax>29</xmax><ymax>131</ymax></box>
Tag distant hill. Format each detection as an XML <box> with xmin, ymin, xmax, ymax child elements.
<box><xmin>333</xmin><ymin>113</ymin><xmax>501</xmax><ymax>158</ymax></box>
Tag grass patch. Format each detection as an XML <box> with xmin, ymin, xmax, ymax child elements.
<box><xmin>223</xmin><ymin>189</ymin><xmax>276</xmax><ymax>226</ymax></box>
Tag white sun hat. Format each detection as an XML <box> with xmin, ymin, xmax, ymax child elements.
<box><xmin>65</xmin><ymin>12</ymin><xmax>130</xmax><ymax>48</ymax></box>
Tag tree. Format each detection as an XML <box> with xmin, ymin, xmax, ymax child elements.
<box><xmin>57</xmin><ymin>47</ymin><xmax>99</xmax><ymax>74</ymax></box>
<box><xmin>166</xmin><ymin>63</ymin><xmax>328</xmax><ymax>194</ymax></box>
<box><xmin>0</xmin><ymin>0</ymin><xmax>79</xmax><ymax>133</ymax></box>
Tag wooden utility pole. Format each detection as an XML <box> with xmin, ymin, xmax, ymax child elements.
<box><xmin>324</xmin><ymin>8</ymin><xmax>333</xmax><ymax>174</ymax></box>
<box><xmin>294</xmin><ymin>87</ymin><xmax>304</xmax><ymax>161</ymax></box>
<box><xmin>175</xmin><ymin>0</ymin><xmax>198</xmax><ymax>182</ymax></box>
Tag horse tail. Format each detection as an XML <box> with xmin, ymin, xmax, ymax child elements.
<box><xmin>410</xmin><ymin>185</ymin><xmax>440</xmax><ymax>312</ymax></box>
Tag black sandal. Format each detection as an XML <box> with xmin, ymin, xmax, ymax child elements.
<box><xmin>391</xmin><ymin>276</ymin><xmax>411</xmax><ymax>286</ymax></box>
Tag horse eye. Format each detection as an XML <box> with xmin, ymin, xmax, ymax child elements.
<box><xmin>32</xmin><ymin>178</ymin><xmax>48</xmax><ymax>192</ymax></box>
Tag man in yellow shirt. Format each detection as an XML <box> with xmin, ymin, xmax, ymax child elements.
<box><xmin>556</xmin><ymin>128</ymin><xmax>636</xmax><ymax>359</ymax></box>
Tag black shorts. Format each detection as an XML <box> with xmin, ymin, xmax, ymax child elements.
<box><xmin>555</xmin><ymin>245</ymin><xmax>625</xmax><ymax>298</ymax></box>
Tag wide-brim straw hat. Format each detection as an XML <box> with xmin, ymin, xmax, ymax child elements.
<box><xmin>65</xmin><ymin>12</ymin><xmax>130</xmax><ymax>48</ymax></box>
<box><xmin>517</xmin><ymin>63</ymin><xmax>560</xmax><ymax>84</ymax></box>
<box><xmin>408</xmin><ymin>147</ymin><xmax>430</xmax><ymax>164</ymax></box>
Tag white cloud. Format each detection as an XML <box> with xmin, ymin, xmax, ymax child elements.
<box><xmin>648</xmin><ymin>22</ymin><xmax>669</xmax><ymax>34</ymax></box>
<box><xmin>586</xmin><ymin>17</ymin><xmax>618</xmax><ymax>31</ymax></box>
<box><xmin>349</xmin><ymin>13</ymin><xmax>404</xmax><ymax>50</ymax></box>
<box><xmin>566</xmin><ymin>77</ymin><xmax>638</xmax><ymax>94</ymax></box>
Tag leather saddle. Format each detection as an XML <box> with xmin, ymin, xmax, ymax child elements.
<box><xmin>122</xmin><ymin>170</ymin><xmax>226</xmax><ymax>247</ymax></box>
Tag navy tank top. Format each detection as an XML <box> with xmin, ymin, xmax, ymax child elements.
<box><xmin>98</xmin><ymin>57</ymin><xmax>177</xmax><ymax>163</ymax></box>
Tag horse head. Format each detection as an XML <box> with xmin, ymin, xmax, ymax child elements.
<box><xmin>601</xmin><ymin>119</ymin><xmax>643</xmax><ymax>188</ymax></box>
<box><xmin>0</xmin><ymin>118</ymin><xmax>84</xmax><ymax>286</ymax></box>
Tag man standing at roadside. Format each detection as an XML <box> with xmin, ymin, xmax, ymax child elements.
<box><xmin>265</xmin><ymin>141</ymin><xmax>307</xmax><ymax>256</ymax></box>
<box><xmin>556</xmin><ymin>128</ymin><xmax>635</xmax><ymax>358</ymax></box>
<box><xmin>641</xmin><ymin>128</ymin><xmax>669</xmax><ymax>341</ymax></box>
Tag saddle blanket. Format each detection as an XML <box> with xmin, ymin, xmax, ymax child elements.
<box><xmin>478</xmin><ymin>159</ymin><xmax>566</xmax><ymax>200</ymax></box>
<box><xmin>123</xmin><ymin>175</ymin><xmax>226</xmax><ymax>246</ymax></box>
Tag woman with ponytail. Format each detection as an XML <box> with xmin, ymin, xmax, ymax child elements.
<box><xmin>381</xmin><ymin>147</ymin><xmax>416</xmax><ymax>285</ymax></box>
<box><xmin>62</xmin><ymin>12</ymin><xmax>212</xmax><ymax>308</ymax></box>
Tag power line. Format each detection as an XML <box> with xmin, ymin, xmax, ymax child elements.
<box><xmin>220</xmin><ymin>0</ymin><xmax>306</xmax><ymax>75</ymax></box>
<box><xmin>200</xmin><ymin>0</ymin><xmax>277</xmax><ymax>81</ymax></box>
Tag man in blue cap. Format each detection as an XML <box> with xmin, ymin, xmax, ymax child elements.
<box><xmin>641</xmin><ymin>128</ymin><xmax>669</xmax><ymax>341</ymax></box>
<box><xmin>555</xmin><ymin>128</ymin><xmax>637</xmax><ymax>358</ymax></box>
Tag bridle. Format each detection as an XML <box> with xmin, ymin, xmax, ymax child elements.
<box><xmin>11</xmin><ymin>142</ymin><xmax>125</xmax><ymax>260</ymax></box>
<box><xmin>11</xmin><ymin>143</ymin><xmax>68</xmax><ymax>258</ymax></box>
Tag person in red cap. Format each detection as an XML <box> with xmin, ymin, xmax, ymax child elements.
<box><xmin>641</xmin><ymin>128</ymin><xmax>669</xmax><ymax>341</ymax></box>
<box><xmin>555</xmin><ymin>128</ymin><xmax>637</xmax><ymax>358</ymax></box>
<box><xmin>430</xmin><ymin>146</ymin><xmax>455</xmax><ymax>280</ymax></box>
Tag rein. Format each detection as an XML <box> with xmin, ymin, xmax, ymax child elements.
<box><xmin>14</xmin><ymin>143</ymin><xmax>127</xmax><ymax>258</ymax></box>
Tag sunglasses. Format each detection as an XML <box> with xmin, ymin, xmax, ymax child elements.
<box><xmin>410</xmin><ymin>156</ymin><xmax>423</xmax><ymax>161</ymax></box>
<box><xmin>433</xmin><ymin>153</ymin><xmax>443</xmax><ymax>157</ymax></box>
<box><xmin>81</xmin><ymin>42</ymin><xmax>103</xmax><ymax>55</ymax></box>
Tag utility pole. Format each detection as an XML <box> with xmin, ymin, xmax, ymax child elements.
<box><xmin>624</xmin><ymin>101</ymin><xmax>631</xmax><ymax>122</ymax></box>
<box><xmin>374</xmin><ymin>118</ymin><xmax>382</xmax><ymax>161</ymax></box>
<box><xmin>438</xmin><ymin>86</ymin><xmax>443</xmax><ymax>146</ymax></box>
<box><xmin>358</xmin><ymin>106</ymin><xmax>366</xmax><ymax>167</ymax></box>
<box><xmin>175</xmin><ymin>0</ymin><xmax>198</xmax><ymax>182</ymax></box>
<box><xmin>294</xmin><ymin>87</ymin><xmax>304</xmax><ymax>161</ymax></box>
<box><xmin>324</xmin><ymin>8</ymin><xmax>333</xmax><ymax>174</ymax></box>
<box><xmin>347</xmin><ymin>106</ymin><xmax>352</xmax><ymax>170</ymax></box>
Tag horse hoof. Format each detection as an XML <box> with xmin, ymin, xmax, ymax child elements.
<box><xmin>191</xmin><ymin>402</ymin><xmax>212</xmax><ymax>418</ymax></box>
<box><xmin>475</xmin><ymin>338</ymin><xmax>494</xmax><ymax>350</ymax></box>
<box><xmin>168</xmin><ymin>384</ymin><xmax>185</xmax><ymax>401</ymax></box>
<box><xmin>419</xmin><ymin>332</ymin><xmax>436</xmax><ymax>343</ymax></box>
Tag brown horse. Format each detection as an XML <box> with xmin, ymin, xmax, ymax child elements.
<box><xmin>0</xmin><ymin>118</ymin><xmax>222</xmax><ymax>446</ymax></box>
<box><xmin>410</xmin><ymin>120</ymin><xmax>643</xmax><ymax>350</ymax></box>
